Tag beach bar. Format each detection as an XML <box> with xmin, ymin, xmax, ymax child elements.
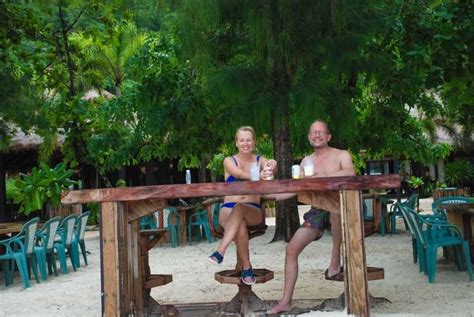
<box><xmin>61</xmin><ymin>174</ymin><xmax>400</xmax><ymax>317</ymax></box>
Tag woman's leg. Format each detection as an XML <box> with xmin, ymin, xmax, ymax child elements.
<box><xmin>216</xmin><ymin>203</ymin><xmax>262</xmax><ymax>256</ymax></box>
<box><xmin>234</xmin><ymin>221</ymin><xmax>250</xmax><ymax>268</ymax></box>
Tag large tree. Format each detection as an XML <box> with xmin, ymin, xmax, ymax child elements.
<box><xmin>175</xmin><ymin>0</ymin><xmax>380</xmax><ymax>241</ymax></box>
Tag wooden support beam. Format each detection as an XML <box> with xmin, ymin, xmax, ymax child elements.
<box><xmin>340</xmin><ymin>190</ymin><xmax>369</xmax><ymax>316</ymax></box>
<box><xmin>128</xmin><ymin>218</ymin><xmax>143</xmax><ymax>317</ymax></box>
<box><xmin>101</xmin><ymin>202</ymin><xmax>130</xmax><ymax>317</ymax></box>
<box><xmin>127</xmin><ymin>199</ymin><xmax>167</xmax><ymax>223</ymax></box>
<box><xmin>62</xmin><ymin>175</ymin><xmax>400</xmax><ymax>204</ymax></box>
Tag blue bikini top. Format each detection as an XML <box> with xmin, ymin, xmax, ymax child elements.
<box><xmin>225</xmin><ymin>155</ymin><xmax>260</xmax><ymax>182</ymax></box>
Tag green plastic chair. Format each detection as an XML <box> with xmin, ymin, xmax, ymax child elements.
<box><xmin>0</xmin><ymin>217</ymin><xmax>40</xmax><ymax>288</ymax></box>
<box><xmin>432</xmin><ymin>196</ymin><xmax>474</xmax><ymax>218</ymax></box>
<box><xmin>389</xmin><ymin>193</ymin><xmax>418</xmax><ymax>234</ymax></box>
<box><xmin>140</xmin><ymin>213</ymin><xmax>157</xmax><ymax>230</ymax></box>
<box><xmin>164</xmin><ymin>207</ymin><xmax>180</xmax><ymax>247</ymax></box>
<box><xmin>188</xmin><ymin>210</ymin><xmax>215</xmax><ymax>244</ymax></box>
<box><xmin>400</xmin><ymin>204</ymin><xmax>473</xmax><ymax>283</ymax></box>
<box><xmin>212</xmin><ymin>202</ymin><xmax>221</xmax><ymax>230</ymax></box>
<box><xmin>73</xmin><ymin>211</ymin><xmax>90</xmax><ymax>267</ymax></box>
<box><xmin>54</xmin><ymin>214</ymin><xmax>79</xmax><ymax>273</ymax></box>
<box><xmin>34</xmin><ymin>216</ymin><xmax>61</xmax><ymax>280</ymax></box>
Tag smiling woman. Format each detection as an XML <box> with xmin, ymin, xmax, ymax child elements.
<box><xmin>208</xmin><ymin>126</ymin><xmax>277</xmax><ymax>285</ymax></box>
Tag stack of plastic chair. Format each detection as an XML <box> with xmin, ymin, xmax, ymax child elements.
<box><xmin>188</xmin><ymin>209</ymin><xmax>215</xmax><ymax>244</ymax></box>
<box><xmin>0</xmin><ymin>217</ymin><xmax>40</xmax><ymax>288</ymax></box>
<box><xmin>73</xmin><ymin>211</ymin><xmax>90</xmax><ymax>267</ymax></box>
<box><xmin>54</xmin><ymin>214</ymin><xmax>79</xmax><ymax>273</ymax></box>
<box><xmin>164</xmin><ymin>207</ymin><xmax>180</xmax><ymax>247</ymax></box>
<box><xmin>389</xmin><ymin>193</ymin><xmax>418</xmax><ymax>234</ymax></box>
<box><xmin>34</xmin><ymin>217</ymin><xmax>61</xmax><ymax>280</ymax></box>
<box><xmin>400</xmin><ymin>204</ymin><xmax>473</xmax><ymax>283</ymax></box>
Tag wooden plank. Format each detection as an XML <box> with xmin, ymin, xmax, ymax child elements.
<box><xmin>127</xmin><ymin>199</ymin><xmax>167</xmax><ymax>222</ymax></box>
<box><xmin>340</xmin><ymin>190</ymin><xmax>369</xmax><ymax>316</ymax></box>
<box><xmin>144</xmin><ymin>274</ymin><xmax>173</xmax><ymax>289</ymax></box>
<box><xmin>129</xmin><ymin>219</ymin><xmax>144</xmax><ymax>317</ymax></box>
<box><xmin>101</xmin><ymin>202</ymin><xmax>129</xmax><ymax>317</ymax></box>
<box><xmin>62</xmin><ymin>174</ymin><xmax>401</xmax><ymax>204</ymax></box>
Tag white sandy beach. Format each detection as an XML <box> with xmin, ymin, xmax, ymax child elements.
<box><xmin>0</xmin><ymin>199</ymin><xmax>473</xmax><ymax>316</ymax></box>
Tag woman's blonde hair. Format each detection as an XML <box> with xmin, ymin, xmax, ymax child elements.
<box><xmin>235</xmin><ymin>126</ymin><xmax>256</xmax><ymax>141</ymax></box>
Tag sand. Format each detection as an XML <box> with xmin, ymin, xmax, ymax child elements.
<box><xmin>0</xmin><ymin>199</ymin><xmax>473</xmax><ymax>316</ymax></box>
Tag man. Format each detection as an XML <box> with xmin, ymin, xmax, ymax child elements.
<box><xmin>270</xmin><ymin>119</ymin><xmax>355</xmax><ymax>314</ymax></box>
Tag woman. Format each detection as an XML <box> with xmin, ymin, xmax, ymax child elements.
<box><xmin>208</xmin><ymin>126</ymin><xmax>277</xmax><ymax>285</ymax></box>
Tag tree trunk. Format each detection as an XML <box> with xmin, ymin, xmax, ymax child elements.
<box><xmin>0</xmin><ymin>154</ymin><xmax>8</xmax><ymax>221</ymax></box>
<box><xmin>270</xmin><ymin>85</ymin><xmax>300</xmax><ymax>242</ymax></box>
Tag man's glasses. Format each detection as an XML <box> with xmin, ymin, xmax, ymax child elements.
<box><xmin>309</xmin><ymin>131</ymin><xmax>329</xmax><ymax>136</ymax></box>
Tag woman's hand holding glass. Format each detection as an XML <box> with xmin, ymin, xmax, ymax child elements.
<box><xmin>261</xmin><ymin>160</ymin><xmax>277</xmax><ymax>180</ymax></box>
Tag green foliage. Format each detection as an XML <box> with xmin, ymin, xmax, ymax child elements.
<box><xmin>7</xmin><ymin>163</ymin><xmax>77</xmax><ymax>215</ymax></box>
<box><xmin>206</xmin><ymin>135</ymin><xmax>274</xmax><ymax>177</ymax></box>
<box><xmin>407</xmin><ymin>176</ymin><xmax>425</xmax><ymax>190</ymax></box>
<box><xmin>444</xmin><ymin>160</ymin><xmax>474</xmax><ymax>188</ymax></box>
<box><xmin>349</xmin><ymin>151</ymin><xmax>365</xmax><ymax>176</ymax></box>
<box><xmin>115</xmin><ymin>179</ymin><xmax>126</xmax><ymax>188</ymax></box>
<box><xmin>86</xmin><ymin>203</ymin><xmax>99</xmax><ymax>226</ymax></box>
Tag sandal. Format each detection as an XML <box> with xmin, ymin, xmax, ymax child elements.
<box><xmin>240</xmin><ymin>267</ymin><xmax>256</xmax><ymax>285</ymax></box>
<box><xmin>208</xmin><ymin>251</ymin><xmax>224</xmax><ymax>265</ymax></box>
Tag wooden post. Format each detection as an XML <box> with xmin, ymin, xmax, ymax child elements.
<box><xmin>101</xmin><ymin>201</ymin><xmax>130</xmax><ymax>316</ymax></box>
<box><xmin>128</xmin><ymin>218</ymin><xmax>144</xmax><ymax>316</ymax></box>
<box><xmin>340</xmin><ymin>190</ymin><xmax>369</xmax><ymax>316</ymax></box>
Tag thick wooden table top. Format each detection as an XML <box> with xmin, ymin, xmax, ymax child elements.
<box><xmin>61</xmin><ymin>174</ymin><xmax>400</xmax><ymax>204</ymax></box>
<box><xmin>441</xmin><ymin>203</ymin><xmax>474</xmax><ymax>215</ymax></box>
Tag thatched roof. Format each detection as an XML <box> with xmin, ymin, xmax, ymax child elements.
<box><xmin>2</xmin><ymin>89</ymin><xmax>114</xmax><ymax>154</ymax></box>
<box><xmin>3</xmin><ymin>125</ymin><xmax>65</xmax><ymax>153</ymax></box>
<box><xmin>81</xmin><ymin>89</ymin><xmax>115</xmax><ymax>101</ymax></box>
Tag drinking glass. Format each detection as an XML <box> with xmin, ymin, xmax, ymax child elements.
<box><xmin>304</xmin><ymin>161</ymin><xmax>314</xmax><ymax>177</ymax></box>
<box><xmin>250</xmin><ymin>163</ymin><xmax>260</xmax><ymax>181</ymax></box>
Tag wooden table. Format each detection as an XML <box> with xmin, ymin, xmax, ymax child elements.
<box><xmin>0</xmin><ymin>222</ymin><xmax>24</xmax><ymax>235</ymax></box>
<box><xmin>0</xmin><ymin>222</ymin><xmax>43</xmax><ymax>236</ymax></box>
<box><xmin>442</xmin><ymin>203</ymin><xmax>474</xmax><ymax>261</ymax></box>
<box><xmin>61</xmin><ymin>174</ymin><xmax>400</xmax><ymax>317</ymax></box>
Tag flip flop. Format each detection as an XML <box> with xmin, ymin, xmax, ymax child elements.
<box><xmin>208</xmin><ymin>251</ymin><xmax>224</xmax><ymax>265</ymax></box>
<box><xmin>240</xmin><ymin>267</ymin><xmax>256</xmax><ymax>285</ymax></box>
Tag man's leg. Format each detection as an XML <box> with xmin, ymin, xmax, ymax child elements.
<box><xmin>270</xmin><ymin>227</ymin><xmax>320</xmax><ymax>314</ymax></box>
<box><xmin>327</xmin><ymin>212</ymin><xmax>342</xmax><ymax>277</ymax></box>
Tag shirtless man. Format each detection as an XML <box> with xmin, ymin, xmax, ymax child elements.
<box><xmin>270</xmin><ymin>119</ymin><xmax>355</xmax><ymax>314</ymax></box>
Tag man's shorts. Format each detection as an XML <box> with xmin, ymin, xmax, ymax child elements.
<box><xmin>302</xmin><ymin>208</ymin><xmax>331</xmax><ymax>237</ymax></box>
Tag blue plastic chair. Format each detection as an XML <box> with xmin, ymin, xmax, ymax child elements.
<box><xmin>164</xmin><ymin>207</ymin><xmax>180</xmax><ymax>247</ymax></box>
<box><xmin>54</xmin><ymin>214</ymin><xmax>79</xmax><ymax>273</ymax></box>
<box><xmin>34</xmin><ymin>216</ymin><xmax>61</xmax><ymax>280</ymax></box>
<box><xmin>188</xmin><ymin>210</ymin><xmax>215</xmax><ymax>244</ymax></box>
<box><xmin>0</xmin><ymin>217</ymin><xmax>40</xmax><ymax>288</ymax></box>
<box><xmin>389</xmin><ymin>193</ymin><xmax>418</xmax><ymax>234</ymax></box>
<box><xmin>73</xmin><ymin>211</ymin><xmax>90</xmax><ymax>267</ymax></box>
<box><xmin>400</xmin><ymin>204</ymin><xmax>473</xmax><ymax>283</ymax></box>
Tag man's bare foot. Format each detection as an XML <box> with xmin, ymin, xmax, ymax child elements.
<box><xmin>268</xmin><ymin>301</ymin><xmax>291</xmax><ymax>314</ymax></box>
<box><xmin>325</xmin><ymin>266</ymin><xmax>342</xmax><ymax>278</ymax></box>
